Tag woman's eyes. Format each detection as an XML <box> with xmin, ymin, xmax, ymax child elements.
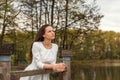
<box><xmin>48</xmin><ymin>30</ymin><xmax>55</xmax><ymax>33</ymax></box>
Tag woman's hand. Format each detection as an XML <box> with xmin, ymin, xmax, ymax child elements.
<box><xmin>53</xmin><ymin>63</ymin><xmax>66</xmax><ymax>72</ymax></box>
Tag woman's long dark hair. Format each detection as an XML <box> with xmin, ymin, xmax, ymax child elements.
<box><xmin>29</xmin><ymin>24</ymin><xmax>51</xmax><ymax>62</ymax></box>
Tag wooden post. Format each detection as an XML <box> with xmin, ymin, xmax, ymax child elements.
<box><xmin>0</xmin><ymin>62</ymin><xmax>10</xmax><ymax>80</ymax></box>
<box><xmin>0</xmin><ymin>43</ymin><xmax>14</xmax><ymax>80</ymax></box>
<box><xmin>59</xmin><ymin>50</ymin><xmax>72</xmax><ymax>80</ymax></box>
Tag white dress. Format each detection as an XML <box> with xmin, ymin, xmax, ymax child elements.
<box><xmin>20</xmin><ymin>42</ymin><xmax>58</xmax><ymax>80</ymax></box>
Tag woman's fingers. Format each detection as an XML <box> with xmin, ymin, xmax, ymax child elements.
<box><xmin>54</xmin><ymin>63</ymin><xmax>66</xmax><ymax>72</ymax></box>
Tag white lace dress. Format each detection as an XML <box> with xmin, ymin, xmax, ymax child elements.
<box><xmin>20</xmin><ymin>42</ymin><xmax>58</xmax><ymax>80</ymax></box>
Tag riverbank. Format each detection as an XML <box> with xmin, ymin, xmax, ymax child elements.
<box><xmin>72</xmin><ymin>59</ymin><xmax>120</xmax><ymax>67</ymax></box>
<box><xmin>73</xmin><ymin>59</ymin><xmax>120</xmax><ymax>63</ymax></box>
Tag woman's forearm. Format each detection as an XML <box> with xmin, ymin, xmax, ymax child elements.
<box><xmin>43</xmin><ymin>63</ymin><xmax>66</xmax><ymax>72</ymax></box>
<box><xmin>43</xmin><ymin>64</ymin><xmax>54</xmax><ymax>70</ymax></box>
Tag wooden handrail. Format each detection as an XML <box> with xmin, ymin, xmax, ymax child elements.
<box><xmin>11</xmin><ymin>69</ymin><xmax>67</xmax><ymax>80</ymax></box>
<box><xmin>11</xmin><ymin>69</ymin><xmax>54</xmax><ymax>79</ymax></box>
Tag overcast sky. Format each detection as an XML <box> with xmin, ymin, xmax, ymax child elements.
<box><xmin>97</xmin><ymin>0</ymin><xmax>120</xmax><ymax>32</ymax></box>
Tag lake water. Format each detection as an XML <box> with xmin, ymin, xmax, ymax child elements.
<box><xmin>71</xmin><ymin>62</ymin><xmax>120</xmax><ymax>80</ymax></box>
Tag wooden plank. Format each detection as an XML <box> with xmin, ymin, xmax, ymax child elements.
<box><xmin>0</xmin><ymin>74</ymin><xmax>4</xmax><ymax>80</ymax></box>
<box><xmin>0</xmin><ymin>62</ymin><xmax>10</xmax><ymax>80</ymax></box>
<box><xmin>11</xmin><ymin>69</ymin><xmax>54</xmax><ymax>79</ymax></box>
<box><xmin>0</xmin><ymin>43</ymin><xmax>14</xmax><ymax>55</ymax></box>
<box><xmin>11</xmin><ymin>69</ymin><xmax>67</xmax><ymax>80</ymax></box>
<box><xmin>59</xmin><ymin>50</ymin><xmax>72</xmax><ymax>57</ymax></box>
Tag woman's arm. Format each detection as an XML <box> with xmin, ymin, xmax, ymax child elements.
<box><xmin>32</xmin><ymin>43</ymin><xmax>45</xmax><ymax>69</ymax></box>
<box><xmin>43</xmin><ymin>63</ymin><xmax>66</xmax><ymax>72</ymax></box>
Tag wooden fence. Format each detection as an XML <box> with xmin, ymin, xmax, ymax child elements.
<box><xmin>11</xmin><ymin>69</ymin><xmax>60</xmax><ymax>80</ymax></box>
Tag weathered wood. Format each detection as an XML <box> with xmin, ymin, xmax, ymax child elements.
<box><xmin>11</xmin><ymin>69</ymin><xmax>55</xmax><ymax>80</ymax></box>
<box><xmin>60</xmin><ymin>50</ymin><xmax>72</xmax><ymax>80</ymax></box>
<box><xmin>0</xmin><ymin>73</ymin><xmax>4</xmax><ymax>80</ymax></box>
<box><xmin>59</xmin><ymin>50</ymin><xmax>72</xmax><ymax>57</ymax></box>
<box><xmin>0</xmin><ymin>43</ymin><xmax>13</xmax><ymax>80</ymax></box>
<box><xmin>62</xmin><ymin>59</ymin><xmax>71</xmax><ymax>80</ymax></box>
<box><xmin>11</xmin><ymin>69</ymin><xmax>66</xmax><ymax>80</ymax></box>
<box><xmin>0</xmin><ymin>62</ymin><xmax>10</xmax><ymax>80</ymax></box>
<box><xmin>0</xmin><ymin>43</ymin><xmax>14</xmax><ymax>55</ymax></box>
<box><xmin>11</xmin><ymin>69</ymin><xmax>53</xmax><ymax>77</ymax></box>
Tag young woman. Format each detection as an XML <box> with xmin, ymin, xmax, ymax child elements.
<box><xmin>20</xmin><ymin>24</ymin><xmax>66</xmax><ymax>80</ymax></box>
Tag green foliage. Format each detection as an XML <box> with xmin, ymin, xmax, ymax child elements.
<box><xmin>3</xmin><ymin>30</ymin><xmax>36</xmax><ymax>65</ymax></box>
<box><xmin>72</xmin><ymin>30</ymin><xmax>120</xmax><ymax>60</ymax></box>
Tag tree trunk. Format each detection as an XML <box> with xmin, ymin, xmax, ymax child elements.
<box><xmin>35</xmin><ymin>2</ymin><xmax>39</xmax><ymax>31</ymax></box>
<box><xmin>51</xmin><ymin>0</ymin><xmax>55</xmax><ymax>26</ymax></box>
<box><xmin>39</xmin><ymin>1</ymin><xmax>42</xmax><ymax>27</ymax></box>
<box><xmin>63</xmin><ymin>0</ymin><xmax>68</xmax><ymax>49</ymax></box>
<box><xmin>0</xmin><ymin>0</ymin><xmax>8</xmax><ymax>45</ymax></box>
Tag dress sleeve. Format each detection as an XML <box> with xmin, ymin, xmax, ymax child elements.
<box><xmin>52</xmin><ymin>44</ymin><xmax>58</xmax><ymax>64</ymax></box>
<box><xmin>32</xmin><ymin>42</ymin><xmax>45</xmax><ymax>69</ymax></box>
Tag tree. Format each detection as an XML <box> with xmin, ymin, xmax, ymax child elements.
<box><xmin>60</xmin><ymin>0</ymin><xmax>103</xmax><ymax>49</ymax></box>
<box><xmin>0</xmin><ymin>0</ymin><xmax>20</xmax><ymax>44</ymax></box>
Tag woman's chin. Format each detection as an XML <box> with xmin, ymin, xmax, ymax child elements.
<box><xmin>51</xmin><ymin>37</ymin><xmax>55</xmax><ymax>40</ymax></box>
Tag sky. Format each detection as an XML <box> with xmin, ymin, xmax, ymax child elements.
<box><xmin>97</xmin><ymin>0</ymin><xmax>120</xmax><ymax>32</ymax></box>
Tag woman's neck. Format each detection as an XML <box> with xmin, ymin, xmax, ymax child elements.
<box><xmin>42</xmin><ymin>39</ymin><xmax>51</xmax><ymax>45</ymax></box>
<box><xmin>42</xmin><ymin>39</ymin><xmax>52</xmax><ymax>49</ymax></box>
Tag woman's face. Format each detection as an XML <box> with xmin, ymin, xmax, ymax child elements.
<box><xmin>43</xmin><ymin>26</ymin><xmax>55</xmax><ymax>40</ymax></box>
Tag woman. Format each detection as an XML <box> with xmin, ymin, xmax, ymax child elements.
<box><xmin>20</xmin><ymin>24</ymin><xmax>66</xmax><ymax>80</ymax></box>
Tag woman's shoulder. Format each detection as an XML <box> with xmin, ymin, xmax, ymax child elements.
<box><xmin>33</xmin><ymin>41</ymin><xmax>39</xmax><ymax>44</ymax></box>
<box><xmin>52</xmin><ymin>43</ymin><xmax>58</xmax><ymax>48</ymax></box>
<box><xmin>32</xmin><ymin>42</ymin><xmax>41</xmax><ymax>46</ymax></box>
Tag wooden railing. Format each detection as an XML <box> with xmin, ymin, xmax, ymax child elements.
<box><xmin>0</xmin><ymin>50</ymin><xmax>72</xmax><ymax>80</ymax></box>
<box><xmin>11</xmin><ymin>69</ymin><xmax>60</xmax><ymax>80</ymax></box>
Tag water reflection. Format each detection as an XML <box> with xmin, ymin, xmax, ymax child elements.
<box><xmin>72</xmin><ymin>63</ymin><xmax>120</xmax><ymax>80</ymax></box>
